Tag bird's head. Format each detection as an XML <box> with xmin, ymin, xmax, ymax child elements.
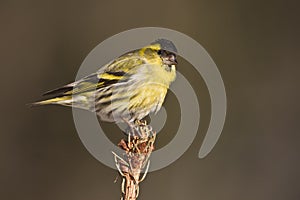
<box><xmin>152</xmin><ymin>38</ymin><xmax>177</xmax><ymax>67</ymax></box>
<box><xmin>157</xmin><ymin>49</ymin><xmax>177</xmax><ymax>66</ymax></box>
<box><xmin>141</xmin><ymin>39</ymin><xmax>178</xmax><ymax>69</ymax></box>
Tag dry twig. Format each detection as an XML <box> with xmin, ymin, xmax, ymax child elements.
<box><xmin>113</xmin><ymin>120</ymin><xmax>156</xmax><ymax>200</ymax></box>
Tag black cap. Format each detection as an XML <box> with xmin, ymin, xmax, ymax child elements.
<box><xmin>151</xmin><ymin>38</ymin><xmax>178</xmax><ymax>53</ymax></box>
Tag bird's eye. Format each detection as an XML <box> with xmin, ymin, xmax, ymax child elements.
<box><xmin>157</xmin><ymin>50</ymin><xmax>162</xmax><ymax>55</ymax></box>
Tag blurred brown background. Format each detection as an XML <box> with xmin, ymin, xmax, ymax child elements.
<box><xmin>1</xmin><ymin>0</ymin><xmax>299</xmax><ymax>199</ymax></box>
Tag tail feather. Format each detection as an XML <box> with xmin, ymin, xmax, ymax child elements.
<box><xmin>31</xmin><ymin>96</ymin><xmax>73</xmax><ymax>107</ymax></box>
<box><xmin>43</xmin><ymin>85</ymin><xmax>73</xmax><ymax>97</ymax></box>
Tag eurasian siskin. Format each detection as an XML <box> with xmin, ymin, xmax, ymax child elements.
<box><xmin>33</xmin><ymin>39</ymin><xmax>178</xmax><ymax>123</ymax></box>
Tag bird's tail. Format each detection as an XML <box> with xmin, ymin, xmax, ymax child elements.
<box><xmin>31</xmin><ymin>96</ymin><xmax>73</xmax><ymax>107</ymax></box>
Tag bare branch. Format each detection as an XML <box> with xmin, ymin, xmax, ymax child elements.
<box><xmin>113</xmin><ymin>120</ymin><xmax>156</xmax><ymax>200</ymax></box>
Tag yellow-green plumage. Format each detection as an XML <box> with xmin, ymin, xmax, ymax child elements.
<box><xmin>34</xmin><ymin>39</ymin><xmax>178</xmax><ymax>123</ymax></box>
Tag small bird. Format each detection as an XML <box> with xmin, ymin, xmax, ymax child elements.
<box><xmin>33</xmin><ymin>39</ymin><xmax>178</xmax><ymax>124</ymax></box>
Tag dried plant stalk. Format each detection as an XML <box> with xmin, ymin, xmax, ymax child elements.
<box><xmin>113</xmin><ymin>120</ymin><xmax>156</xmax><ymax>200</ymax></box>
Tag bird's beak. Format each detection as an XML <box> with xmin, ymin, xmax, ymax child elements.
<box><xmin>171</xmin><ymin>58</ymin><xmax>178</xmax><ymax>65</ymax></box>
<box><xmin>165</xmin><ymin>54</ymin><xmax>177</xmax><ymax>65</ymax></box>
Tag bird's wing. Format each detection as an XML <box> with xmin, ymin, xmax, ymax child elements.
<box><xmin>43</xmin><ymin>54</ymin><xmax>146</xmax><ymax>98</ymax></box>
